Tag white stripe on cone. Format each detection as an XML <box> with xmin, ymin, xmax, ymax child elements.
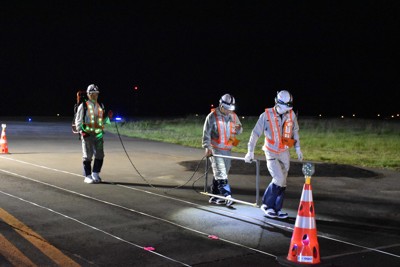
<box><xmin>300</xmin><ymin>189</ymin><xmax>313</xmax><ymax>202</ymax></box>
<box><xmin>294</xmin><ymin>216</ymin><xmax>316</xmax><ymax>229</ymax></box>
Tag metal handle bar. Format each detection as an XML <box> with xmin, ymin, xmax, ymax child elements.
<box><xmin>204</xmin><ymin>154</ymin><xmax>260</xmax><ymax>205</ymax></box>
<box><xmin>211</xmin><ymin>154</ymin><xmax>259</xmax><ymax>163</ymax></box>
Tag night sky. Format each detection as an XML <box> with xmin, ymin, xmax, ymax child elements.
<box><xmin>1</xmin><ymin>1</ymin><xmax>399</xmax><ymax>118</ymax></box>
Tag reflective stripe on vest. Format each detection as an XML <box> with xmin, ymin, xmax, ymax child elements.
<box><xmin>83</xmin><ymin>102</ymin><xmax>104</xmax><ymax>134</ymax></box>
<box><xmin>264</xmin><ymin>108</ymin><xmax>293</xmax><ymax>153</ymax></box>
<box><xmin>211</xmin><ymin>109</ymin><xmax>236</xmax><ymax>151</ymax></box>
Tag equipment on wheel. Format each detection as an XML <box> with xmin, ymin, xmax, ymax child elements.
<box><xmin>72</xmin><ymin>90</ymin><xmax>87</xmax><ymax>134</ymax></box>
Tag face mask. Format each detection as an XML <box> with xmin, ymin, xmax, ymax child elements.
<box><xmin>276</xmin><ymin>104</ymin><xmax>292</xmax><ymax>114</ymax></box>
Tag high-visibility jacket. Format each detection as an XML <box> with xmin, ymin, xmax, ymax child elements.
<box><xmin>247</xmin><ymin>107</ymin><xmax>300</xmax><ymax>154</ymax></box>
<box><xmin>83</xmin><ymin>101</ymin><xmax>104</xmax><ymax>134</ymax></box>
<box><xmin>202</xmin><ymin>108</ymin><xmax>242</xmax><ymax>151</ymax></box>
<box><xmin>264</xmin><ymin>108</ymin><xmax>294</xmax><ymax>153</ymax></box>
<box><xmin>75</xmin><ymin>101</ymin><xmax>107</xmax><ymax>135</ymax></box>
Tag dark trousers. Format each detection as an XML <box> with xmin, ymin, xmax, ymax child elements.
<box><xmin>262</xmin><ymin>182</ymin><xmax>286</xmax><ymax>211</ymax></box>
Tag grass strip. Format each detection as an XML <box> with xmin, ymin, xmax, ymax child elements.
<box><xmin>106</xmin><ymin>116</ymin><xmax>400</xmax><ymax>171</ymax></box>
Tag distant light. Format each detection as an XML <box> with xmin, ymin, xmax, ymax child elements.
<box><xmin>57</xmin><ymin>114</ymin><xmax>60</xmax><ymax>117</ymax></box>
<box><xmin>195</xmin><ymin>114</ymin><xmax>199</xmax><ymax>117</ymax></box>
<box><xmin>133</xmin><ymin>85</ymin><xmax>138</xmax><ymax>91</ymax></box>
<box><xmin>391</xmin><ymin>115</ymin><xmax>394</xmax><ymax>118</ymax></box>
<box><xmin>397</xmin><ymin>114</ymin><xmax>399</xmax><ymax>117</ymax></box>
<box><xmin>115</xmin><ymin>117</ymin><xmax>122</xmax><ymax>121</ymax></box>
<box><xmin>28</xmin><ymin>118</ymin><xmax>32</xmax><ymax>122</ymax></box>
<box><xmin>242</xmin><ymin>116</ymin><xmax>245</xmax><ymax>119</ymax></box>
<box><xmin>352</xmin><ymin>114</ymin><xmax>356</xmax><ymax>117</ymax></box>
<box><xmin>341</xmin><ymin>116</ymin><xmax>344</xmax><ymax>119</ymax></box>
<box><xmin>377</xmin><ymin>114</ymin><xmax>380</xmax><ymax>117</ymax></box>
<box><xmin>319</xmin><ymin>114</ymin><xmax>322</xmax><ymax>117</ymax></box>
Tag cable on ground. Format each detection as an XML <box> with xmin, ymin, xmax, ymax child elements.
<box><xmin>114</xmin><ymin>121</ymin><xmax>210</xmax><ymax>194</ymax></box>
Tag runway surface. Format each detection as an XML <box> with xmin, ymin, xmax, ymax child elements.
<box><xmin>0</xmin><ymin>118</ymin><xmax>399</xmax><ymax>266</ymax></box>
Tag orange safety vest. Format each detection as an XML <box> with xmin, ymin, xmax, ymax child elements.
<box><xmin>83</xmin><ymin>101</ymin><xmax>104</xmax><ymax>134</ymax></box>
<box><xmin>210</xmin><ymin>109</ymin><xmax>237</xmax><ymax>151</ymax></box>
<box><xmin>264</xmin><ymin>108</ymin><xmax>294</xmax><ymax>153</ymax></box>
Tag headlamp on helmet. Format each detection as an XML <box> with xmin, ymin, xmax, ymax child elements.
<box><xmin>275</xmin><ymin>90</ymin><xmax>293</xmax><ymax>107</ymax></box>
<box><xmin>87</xmin><ymin>84</ymin><xmax>100</xmax><ymax>95</ymax></box>
<box><xmin>219</xmin><ymin>94</ymin><xmax>235</xmax><ymax>111</ymax></box>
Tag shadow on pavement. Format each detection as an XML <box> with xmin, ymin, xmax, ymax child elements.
<box><xmin>180</xmin><ymin>160</ymin><xmax>379</xmax><ymax>178</ymax></box>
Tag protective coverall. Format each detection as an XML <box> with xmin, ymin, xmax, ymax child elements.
<box><xmin>202</xmin><ymin>108</ymin><xmax>242</xmax><ymax>198</ymax></box>
<box><xmin>247</xmin><ymin>107</ymin><xmax>301</xmax><ymax>213</ymax></box>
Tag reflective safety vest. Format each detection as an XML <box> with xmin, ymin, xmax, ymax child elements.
<box><xmin>264</xmin><ymin>108</ymin><xmax>294</xmax><ymax>153</ymax></box>
<box><xmin>211</xmin><ymin>109</ymin><xmax>237</xmax><ymax>151</ymax></box>
<box><xmin>83</xmin><ymin>101</ymin><xmax>104</xmax><ymax>134</ymax></box>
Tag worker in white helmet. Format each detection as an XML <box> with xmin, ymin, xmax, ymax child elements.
<box><xmin>245</xmin><ymin>90</ymin><xmax>303</xmax><ymax>219</ymax></box>
<box><xmin>75</xmin><ymin>84</ymin><xmax>112</xmax><ymax>184</ymax></box>
<box><xmin>202</xmin><ymin>94</ymin><xmax>243</xmax><ymax>207</ymax></box>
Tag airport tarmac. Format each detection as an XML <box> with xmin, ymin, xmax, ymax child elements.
<box><xmin>0</xmin><ymin>118</ymin><xmax>399</xmax><ymax>266</ymax></box>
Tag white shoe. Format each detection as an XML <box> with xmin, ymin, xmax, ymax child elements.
<box><xmin>276</xmin><ymin>210</ymin><xmax>288</xmax><ymax>219</ymax></box>
<box><xmin>209</xmin><ymin>197</ymin><xmax>226</xmax><ymax>205</ymax></box>
<box><xmin>92</xmin><ymin>172</ymin><xmax>102</xmax><ymax>183</ymax></box>
<box><xmin>84</xmin><ymin>176</ymin><xmax>94</xmax><ymax>184</ymax></box>
<box><xmin>260</xmin><ymin>205</ymin><xmax>277</xmax><ymax>218</ymax></box>
<box><xmin>225</xmin><ymin>195</ymin><xmax>234</xmax><ymax>207</ymax></box>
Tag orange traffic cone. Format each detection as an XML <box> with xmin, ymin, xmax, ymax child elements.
<box><xmin>287</xmin><ymin>163</ymin><xmax>320</xmax><ymax>264</ymax></box>
<box><xmin>1</xmin><ymin>124</ymin><xmax>9</xmax><ymax>154</ymax></box>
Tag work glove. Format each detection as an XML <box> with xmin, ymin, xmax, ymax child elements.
<box><xmin>295</xmin><ymin>147</ymin><xmax>303</xmax><ymax>161</ymax></box>
<box><xmin>244</xmin><ymin>152</ymin><xmax>254</xmax><ymax>163</ymax></box>
<box><xmin>205</xmin><ymin>148</ymin><xmax>213</xmax><ymax>157</ymax></box>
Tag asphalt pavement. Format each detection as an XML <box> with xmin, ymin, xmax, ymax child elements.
<box><xmin>0</xmin><ymin>117</ymin><xmax>399</xmax><ymax>266</ymax></box>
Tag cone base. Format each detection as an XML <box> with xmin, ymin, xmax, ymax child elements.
<box><xmin>277</xmin><ymin>256</ymin><xmax>330</xmax><ymax>266</ymax></box>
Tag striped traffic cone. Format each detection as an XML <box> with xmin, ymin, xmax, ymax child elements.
<box><xmin>1</xmin><ymin>124</ymin><xmax>9</xmax><ymax>154</ymax></box>
<box><xmin>287</xmin><ymin>163</ymin><xmax>320</xmax><ymax>264</ymax></box>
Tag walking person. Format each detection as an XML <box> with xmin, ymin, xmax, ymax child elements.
<box><xmin>202</xmin><ymin>94</ymin><xmax>242</xmax><ymax>206</ymax></box>
<box><xmin>75</xmin><ymin>84</ymin><xmax>111</xmax><ymax>184</ymax></box>
<box><xmin>245</xmin><ymin>90</ymin><xmax>303</xmax><ymax>218</ymax></box>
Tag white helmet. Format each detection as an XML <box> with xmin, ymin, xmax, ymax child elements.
<box><xmin>275</xmin><ymin>90</ymin><xmax>293</xmax><ymax>114</ymax></box>
<box><xmin>219</xmin><ymin>94</ymin><xmax>235</xmax><ymax>111</ymax></box>
<box><xmin>87</xmin><ymin>84</ymin><xmax>100</xmax><ymax>94</ymax></box>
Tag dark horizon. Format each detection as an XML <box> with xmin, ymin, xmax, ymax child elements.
<box><xmin>1</xmin><ymin>2</ymin><xmax>399</xmax><ymax>119</ymax></box>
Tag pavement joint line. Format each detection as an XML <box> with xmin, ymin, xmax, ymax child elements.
<box><xmin>0</xmin><ymin>156</ymin><xmax>82</xmax><ymax>177</ymax></box>
<box><xmin>0</xmin><ymin>168</ymin><xmax>277</xmax><ymax>259</ymax></box>
<box><xmin>318</xmin><ymin>235</ymin><xmax>400</xmax><ymax>258</ymax></box>
<box><xmin>0</xmin><ymin>188</ymin><xmax>191</xmax><ymax>267</ymax></box>
<box><xmin>0</xmin><ymin>155</ymin><xmax>291</xmax><ymax>229</ymax></box>
<box><xmin>321</xmin><ymin>243</ymin><xmax>400</xmax><ymax>260</ymax></box>
<box><xmin>115</xmin><ymin>183</ymin><xmax>295</xmax><ymax>231</ymax></box>
<box><xmin>0</xmin><ymin>156</ymin><xmax>295</xmax><ymax>232</ymax></box>
<box><xmin>2</xmin><ymin>157</ymin><xmax>400</xmax><ymax>258</ymax></box>
<box><xmin>118</xmin><ymin>185</ymin><xmax>400</xmax><ymax>258</ymax></box>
